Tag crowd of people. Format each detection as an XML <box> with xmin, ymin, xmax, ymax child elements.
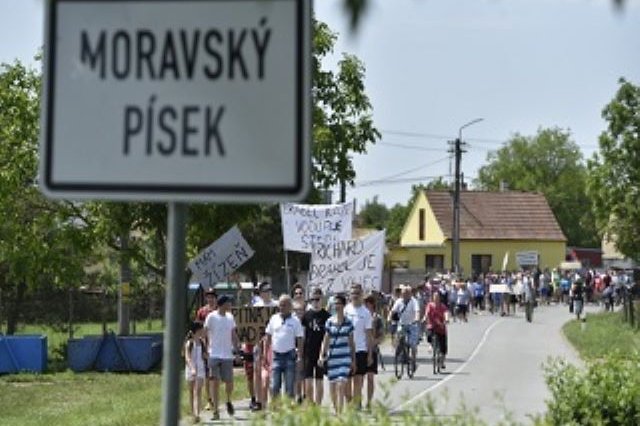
<box><xmin>182</xmin><ymin>268</ymin><xmax>634</xmax><ymax>422</ymax></box>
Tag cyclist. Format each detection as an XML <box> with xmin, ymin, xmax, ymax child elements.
<box><xmin>424</xmin><ymin>291</ymin><xmax>449</xmax><ymax>370</ymax></box>
<box><xmin>387</xmin><ymin>285</ymin><xmax>420</xmax><ymax>373</ymax></box>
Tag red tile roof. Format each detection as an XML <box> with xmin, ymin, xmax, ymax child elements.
<box><xmin>425</xmin><ymin>191</ymin><xmax>566</xmax><ymax>241</ymax></box>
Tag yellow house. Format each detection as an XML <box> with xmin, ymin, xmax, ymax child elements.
<box><xmin>390</xmin><ymin>190</ymin><xmax>566</xmax><ymax>277</ymax></box>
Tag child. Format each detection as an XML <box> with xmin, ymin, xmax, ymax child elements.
<box><xmin>184</xmin><ymin>321</ymin><xmax>207</xmax><ymax>423</ymax></box>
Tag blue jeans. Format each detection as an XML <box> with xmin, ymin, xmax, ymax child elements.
<box><xmin>271</xmin><ymin>350</ymin><xmax>296</xmax><ymax>399</ymax></box>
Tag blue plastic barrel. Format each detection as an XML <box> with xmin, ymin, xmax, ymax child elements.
<box><xmin>0</xmin><ymin>335</ymin><xmax>48</xmax><ymax>374</ymax></box>
<box><xmin>67</xmin><ymin>333</ymin><xmax>163</xmax><ymax>372</ymax></box>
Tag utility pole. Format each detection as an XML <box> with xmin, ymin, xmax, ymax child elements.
<box><xmin>449</xmin><ymin>118</ymin><xmax>483</xmax><ymax>277</ymax></box>
<box><xmin>449</xmin><ymin>138</ymin><xmax>466</xmax><ymax>276</ymax></box>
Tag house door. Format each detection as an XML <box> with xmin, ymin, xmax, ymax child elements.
<box><xmin>471</xmin><ymin>254</ymin><xmax>492</xmax><ymax>275</ymax></box>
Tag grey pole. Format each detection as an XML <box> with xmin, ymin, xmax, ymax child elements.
<box><xmin>161</xmin><ymin>202</ymin><xmax>188</xmax><ymax>426</ymax></box>
<box><xmin>452</xmin><ymin>118</ymin><xmax>483</xmax><ymax>276</ymax></box>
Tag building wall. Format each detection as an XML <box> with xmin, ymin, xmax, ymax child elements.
<box><xmin>400</xmin><ymin>192</ymin><xmax>446</xmax><ymax>246</ymax></box>
<box><xmin>390</xmin><ymin>239</ymin><xmax>566</xmax><ymax>277</ymax></box>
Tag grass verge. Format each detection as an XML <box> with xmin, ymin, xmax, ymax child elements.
<box><xmin>0</xmin><ymin>370</ymin><xmax>248</xmax><ymax>426</ymax></box>
<box><xmin>563</xmin><ymin>311</ymin><xmax>640</xmax><ymax>360</ymax></box>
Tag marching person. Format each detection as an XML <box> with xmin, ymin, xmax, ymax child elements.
<box><xmin>302</xmin><ymin>287</ymin><xmax>331</xmax><ymax>405</ymax></box>
<box><xmin>293</xmin><ymin>300</ymin><xmax>306</xmax><ymax>404</ymax></box>
<box><xmin>250</xmin><ymin>281</ymin><xmax>278</xmax><ymax>410</ymax></box>
<box><xmin>318</xmin><ymin>294</ymin><xmax>355</xmax><ymax>414</ymax></box>
<box><xmin>195</xmin><ymin>288</ymin><xmax>217</xmax><ymax>410</ymax></box>
<box><xmin>364</xmin><ymin>294</ymin><xmax>384</xmax><ymax>410</ymax></box>
<box><xmin>344</xmin><ymin>283</ymin><xmax>373</xmax><ymax>409</ymax></box>
<box><xmin>184</xmin><ymin>321</ymin><xmax>207</xmax><ymax>424</ymax></box>
<box><xmin>388</xmin><ymin>285</ymin><xmax>420</xmax><ymax>373</ymax></box>
<box><xmin>265</xmin><ymin>294</ymin><xmax>304</xmax><ymax>400</ymax></box>
<box><xmin>424</xmin><ymin>291</ymin><xmax>449</xmax><ymax>370</ymax></box>
<box><xmin>204</xmin><ymin>295</ymin><xmax>241</xmax><ymax>421</ymax></box>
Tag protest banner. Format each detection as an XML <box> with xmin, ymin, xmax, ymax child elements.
<box><xmin>231</xmin><ymin>306</ymin><xmax>279</xmax><ymax>344</ymax></box>
<box><xmin>280</xmin><ymin>201</ymin><xmax>353</xmax><ymax>252</ymax></box>
<box><xmin>308</xmin><ymin>230</ymin><xmax>385</xmax><ymax>294</ymax></box>
<box><xmin>188</xmin><ymin>225</ymin><xmax>254</xmax><ymax>286</ymax></box>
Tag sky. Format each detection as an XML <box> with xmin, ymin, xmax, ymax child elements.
<box><xmin>1</xmin><ymin>0</ymin><xmax>639</xmax><ymax>209</ymax></box>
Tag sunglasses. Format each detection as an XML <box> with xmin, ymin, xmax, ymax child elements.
<box><xmin>310</xmin><ymin>298</ymin><xmax>320</xmax><ymax>302</ymax></box>
<box><xmin>261</xmin><ymin>288</ymin><xmax>272</xmax><ymax>292</ymax></box>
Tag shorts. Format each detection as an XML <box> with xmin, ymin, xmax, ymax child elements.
<box><xmin>352</xmin><ymin>351</ymin><xmax>368</xmax><ymax>376</ymax></box>
<box><xmin>399</xmin><ymin>323</ymin><xmax>419</xmax><ymax>348</ymax></box>
<box><xmin>208</xmin><ymin>358</ymin><xmax>234</xmax><ymax>382</ymax></box>
<box><xmin>456</xmin><ymin>304</ymin><xmax>468</xmax><ymax>315</ymax></box>
<box><xmin>304</xmin><ymin>352</ymin><xmax>324</xmax><ymax>379</ymax></box>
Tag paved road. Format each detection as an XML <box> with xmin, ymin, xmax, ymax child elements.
<box><xmin>383</xmin><ymin>303</ymin><xmax>587</xmax><ymax>424</ymax></box>
<box><xmin>189</xmin><ymin>303</ymin><xmax>590</xmax><ymax>425</ymax></box>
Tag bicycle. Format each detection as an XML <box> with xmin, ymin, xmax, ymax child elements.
<box><xmin>430</xmin><ymin>331</ymin><xmax>444</xmax><ymax>375</ymax></box>
<box><xmin>394</xmin><ymin>324</ymin><xmax>415</xmax><ymax>379</ymax></box>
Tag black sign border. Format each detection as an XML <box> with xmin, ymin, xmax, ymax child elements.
<box><xmin>43</xmin><ymin>0</ymin><xmax>307</xmax><ymax>198</ymax></box>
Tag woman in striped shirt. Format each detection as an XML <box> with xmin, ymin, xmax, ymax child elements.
<box><xmin>318</xmin><ymin>294</ymin><xmax>355</xmax><ymax>413</ymax></box>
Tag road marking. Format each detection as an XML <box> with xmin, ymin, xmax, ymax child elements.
<box><xmin>391</xmin><ymin>317</ymin><xmax>505</xmax><ymax>414</ymax></box>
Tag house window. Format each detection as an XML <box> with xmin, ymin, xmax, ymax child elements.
<box><xmin>471</xmin><ymin>254</ymin><xmax>492</xmax><ymax>275</ymax></box>
<box><xmin>419</xmin><ymin>208</ymin><xmax>425</xmax><ymax>240</ymax></box>
<box><xmin>426</xmin><ymin>255</ymin><xmax>444</xmax><ymax>272</ymax></box>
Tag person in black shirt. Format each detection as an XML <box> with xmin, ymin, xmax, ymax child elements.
<box><xmin>302</xmin><ymin>287</ymin><xmax>331</xmax><ymax>404</ymax></box>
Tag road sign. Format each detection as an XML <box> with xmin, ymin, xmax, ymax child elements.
<box><xmin>40</xmin><ymin>0</ymin><xmax>311</xmax><ymax>202</ymax></box>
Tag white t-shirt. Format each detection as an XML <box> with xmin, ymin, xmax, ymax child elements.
<box><xmin>391</xmin><ymin>297</ymin><xmax>419</xmax><ymax>325</ymax></box>
<box><xmin>204</xmin><ymin>311</ymin><xmax>236</xmax><ymax>360</ymax></box>
<box><xmin>266</xmin><ymin>313</ymin><xmax>304</xmax><ymax>353</ymax></box>
<box><xmin>344</xmin><ymin>303</ymin><xmax>372</xmax><ymax>352</ymax></box>
<box><xmin>254</xmin><ymin>299</ymin><xmax>278</xmax><ymax>307</ymax></box>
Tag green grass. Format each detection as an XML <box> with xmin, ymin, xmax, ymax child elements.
<box><xmin>1</xmin><ymin>320</ymin><xmax>248</xmax><ymax>424</ymax></box>
<box><xmin>563</xmin><ymin>311</ymin><xmax>640</xmax><ymax>360</ymax></box>
<box><xmin>0</xmin><ymin>371</ymin><xmax>248</xmax><ymax>426</ymax></box>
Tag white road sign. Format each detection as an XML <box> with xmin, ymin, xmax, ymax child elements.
<box><xmin>40</xmin><ymin>0</ymin><xmax>311</xmax><ymax>202</ymax></box>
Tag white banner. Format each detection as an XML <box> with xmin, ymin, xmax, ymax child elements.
<box><xmin>280</xmin><ymin>202</ymin><xmax>353</xmax><ymax>252</ymax></box>
<box><xmin>188</xmin><ymin>225</ymin><xmax>254</xmax><ymax>286</ymax></box>
<box><xmin>308</xmin><ymin>230</ymin><xmax>385</xmax><ymax>294</ymax></box>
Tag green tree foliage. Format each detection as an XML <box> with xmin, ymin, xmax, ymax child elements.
<box><xmin>358</xmin><ymin>196</ymin><xmax>388</xmax><ymax>230</ymax></box>
<box><xmin>587</xmin><ymin>78</ymin><xmax>640</xmax><ymax>262</ymax></box>
<box><xmin>475</xmin><ymin>128</ymin><xmax>598</xmax><ymax>248</ymax></box>
<box><xmin>312</xmin><ymin>20</ymin><xmax>380</xmax><ymax>200</ymax></box>
<box><xmin>543</xmin><ymin>354</ymin><xmax>640</xmax><ymax>426</ymax></box>
<box><xmin>0</xmin><ymin>62</ymin><xmax>91</xmax><ymax>333</ymax></box>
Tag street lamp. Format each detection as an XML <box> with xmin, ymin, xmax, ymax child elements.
<box><xmin>452</xmin><ymin>118</ymin><xmax>484</xmax><ymax>277</ymax></box>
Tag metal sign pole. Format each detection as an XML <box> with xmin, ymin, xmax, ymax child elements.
<box><xmin>161</xmin><ymin>202</ymin><xmax>188</xmax><ymax>426</ymax></box>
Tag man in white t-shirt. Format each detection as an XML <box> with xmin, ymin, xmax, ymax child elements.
<box><xmin>344</xmin><ymin>283</ymin><xmax>373</xmax><ymax>408</ymax></box>
<box><xmin>265</xmin><ymin>294</ymin><xmax>304</xmax><ymax>399</ymax></box>
<box><xmin>388</xmin><ymin>286</ymin><xmax>420</xmax><ymax>370</ymax></box>
<box><xmin>204</xmin><ymin>295</ymin><xmax>240</xmax><ymax>421</ymax></box>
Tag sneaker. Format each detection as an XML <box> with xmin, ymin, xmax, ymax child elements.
<box><xmin>441</xmin><ymin>363</ymin><xmax>446</xmax><ymax>370</ymax></box>
<box><xmin>250</xmin><ymin>401</ymin><xmax>262</xmax><ymax>412</ymax></box>
<box><xmin>204</xmin><ymin>400</ymin><xmax>212</xmax><ymax>411</ymax></box>
<box><xmin>211</xmin><ymin>411</ymin><xmax>220</xmax><ymax>421</ymax></box>
<box><xmin>226</xmin><ymin>401</ymin><xmax>235</xmax><ymax>416</ymax></box>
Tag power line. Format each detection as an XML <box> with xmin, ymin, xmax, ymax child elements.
<box><xmin>357</xmin><ymin>156</ymin><xmax>450</xmax><ymax>185</ymax></box>
<box><xmin>377</xmin><ymin>141</ymin><xmax>447</xmax><ymax>152</ymax></box>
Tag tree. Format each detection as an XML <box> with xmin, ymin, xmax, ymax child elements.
<box><xmin>475</xmin><ymin>128</ymin><xmax>599</xmax><ymax>247</ymax></box>
<box><xmin>312</xmin><ymin>20</ymin><xmax>380</xmax><ymax>201</ymax></box>
<box><xmin>0</xmin><ymin>61</ymin><xmax>92</xmax><ymax>334</ymax></box>
<box><xmin>587</xmin><ymin>78</ymin><xmax>640</xmax><ymax>262</ymax></box>
<box><xmin>358</xmin><ymin>196</ymin><xmax>389</xmax><ymax>230</ymax></box>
